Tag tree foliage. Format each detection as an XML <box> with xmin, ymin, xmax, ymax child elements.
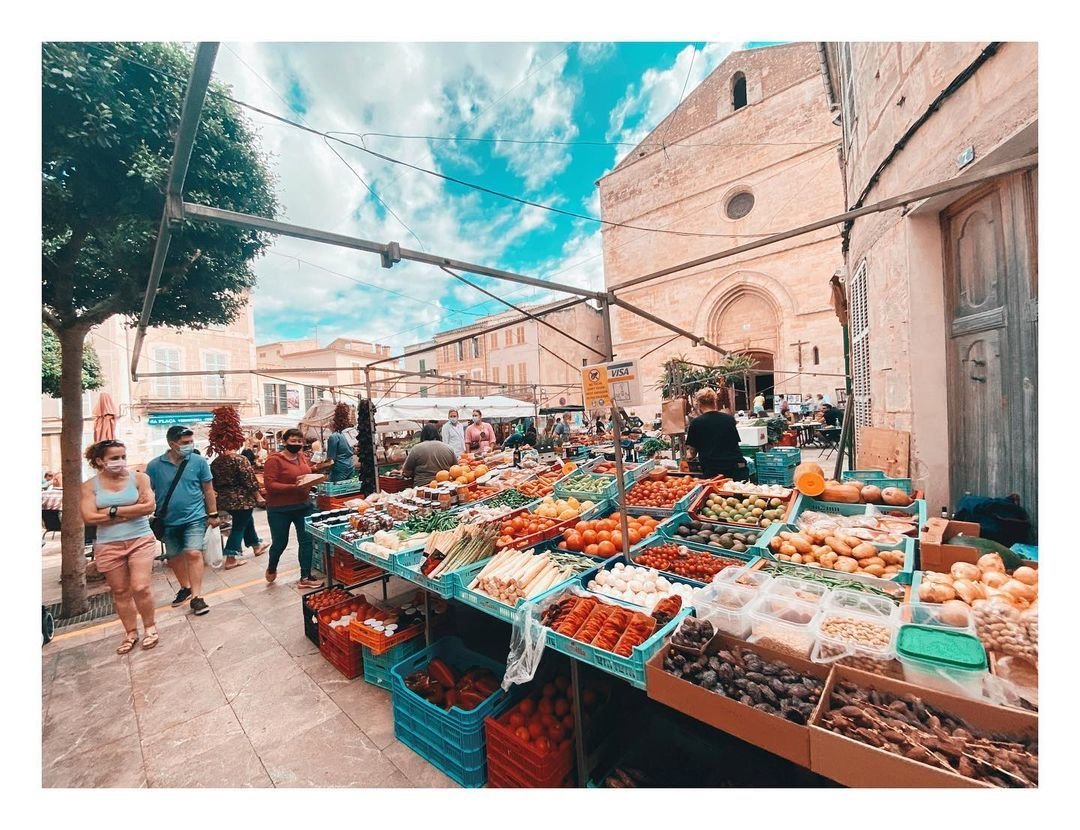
<box><xmin>655</xmin><ymin>354</ymin><xmax>758</xmax><ymax>401</ymax></box>
<box><xmin>41</xmin><ymin>325</ymin><xmax>103</xmax><ymax>397</ymax></box>
<box><xmin>42</xmin><ymin>41</ymin><xmax>279</xmax><ymax>334</ymax></box>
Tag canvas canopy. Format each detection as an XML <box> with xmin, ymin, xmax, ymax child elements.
<box><xmin>374</xmin><ymin>395</ymin><xmax>534</xmax><ymax>423</ymax></box>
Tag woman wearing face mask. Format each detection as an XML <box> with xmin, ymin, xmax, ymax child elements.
<box><xmin>440</xmin><ymin>409</ymin><xmax>465</xmax><ymax>456</ymax></box>
<box><xmin>464</xmin><ymin>410</ymin><xmax>497</xmax><ymax>455</ymax></box>
<box><xmin>262</xmin><ymin>428</ymin><xmax>326</xmax><ymax>588</ymax></box>
<box><xmin>80</xmin><ymin>441</ymin><xmax>159</xmax><ymax>653</ymax></box>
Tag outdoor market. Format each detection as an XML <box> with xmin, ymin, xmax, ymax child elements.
<box><xmin>37</xmin><ymin>33</ymin><xmax>1046</xmax><ymax>799</ymax></box>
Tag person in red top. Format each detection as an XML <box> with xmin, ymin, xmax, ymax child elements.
<box><xmin>463</xmin><ymin>409</ymin><xmax>497</xmax><ymax>455</ymax></box>
<box><xmin>262</xmin><ymin>428</ymin><xmax>325</xmax><ymax>588</ymax></box>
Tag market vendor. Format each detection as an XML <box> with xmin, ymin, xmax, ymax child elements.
<box><xmin>326</xmin><ymin>403</ymin><xmax>358</xmax><ymax>482</ymax></box>
<box><xmin>685</xmin><ymin>388</ymin><xmax>748</xmax><ymax>481</ymax></box>
<box><xmin>402</xmin><ymin>424</ymin><xmax>458</xmax><ymax>487</ymax></box>
<box><xmin>464</xmin><ymin>409</ymin><xmax>497</xmax><ymax>454</ymax></box>
<box><xmin>503</xmin><ymin>425</ymin><xmax>538</xmax><ymax>450</ymax></box>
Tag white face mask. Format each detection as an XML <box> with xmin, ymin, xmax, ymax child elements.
<box><xmin>449</xmin><ymin>417</ymin><xmax>458</xmax><ymax>425</ymax></box>
<box><xmin>473</xmin><ymin>416</ymin><xmax>482</xmax><ymax>424</ymax></box>
<box><xmin>104</xmin><ymin>459</ymin><xmax>127</xmax><ymax>473</ymax></box>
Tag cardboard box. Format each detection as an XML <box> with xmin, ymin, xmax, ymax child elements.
<box><xmin>645</xmin><ymin>633</ymin><xmax>829</xmax><ymax>768</ymax></box>
<box><xmin>809</xmin><ymin>665</ymin><xmax>1038</xmax><ymax>788</ymax></box>
<box><xmin>918</xmin><ymin>517</ymin><xmax>1037</xmax><ymax>574</ymax></box>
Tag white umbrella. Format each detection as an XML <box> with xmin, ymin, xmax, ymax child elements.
<box><xmin>376</xmin><ymin>420</ymin><xmax>422</xmax><ymax>435</ymax></box>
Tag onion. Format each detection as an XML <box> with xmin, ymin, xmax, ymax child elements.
<box><xmin>1001</xmin><ymin>578</ymin><xmax>1037</xmax><ymax>603</ymax></box>
<box><xmin>977</xmin><ymin>553</ymin><xmax>1006</xmax><ymax>573</ymax></box>
<box><xmin>939</xmin><ymin>599</ymin><xmax>971</xmax><ymax>627</ymax></box>
<box><xmin>924</xmin><ymin>571</ymin><xmax>954</xmax><ymax>585</ymax></box>
<box><xmin>950</xmin><ymin>562</ymin><xmax>981</xmax><ymax>581</ymax></box>
<box><xmin>952</xmin><ymin>579</ymin><xmax>980</xmax><ymax>604</ymax></box>
<box><xmin>1012</xmin><ymin>566</ymin><xmax>1038</xmax><ymax>586</ymax></box>
<box><xmin>981</xmin><ymin>570</ymin><xmax>1010</xmax><ymax>590</ymax></box>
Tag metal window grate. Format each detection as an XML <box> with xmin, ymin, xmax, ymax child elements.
<box><xmin>849</xmin><ymin>261</ymin><xmax>872</xmax><ymax>430</ymax></box>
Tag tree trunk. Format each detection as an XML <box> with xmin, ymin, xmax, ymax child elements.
<box><xmin>59</xmin><ymin>325</ymin><xmax>89</xmax><ymax>617</ymax></box>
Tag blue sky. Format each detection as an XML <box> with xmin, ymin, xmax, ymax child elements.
<box><xmin>213</xmin><ymin>42</ymin><xmax>775</xmax><ymax>349</ymax></box>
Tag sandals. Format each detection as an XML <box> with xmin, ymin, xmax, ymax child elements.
<box><xmin>252</xmin><ymin>543</ymin><xmax>269</xmax><ymax>557</ymax></box>
<box><xmin>223</xmin><ymin>557</ymin><xmax>248</xmax><ymax>570</ymax></box>
<box><xmin>116</xmin><ymin>631</ymin><xmax>139</xmax><ymax>655</ymax></box>
<box><xmin>141</xmin><ymin>627</ymin><xmax>159</xmax><ymax>650</ymax></box>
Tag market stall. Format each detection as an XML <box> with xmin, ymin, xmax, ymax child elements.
<box><xmin>375</xmin><ymin>394</ymin><xmax>536</xmax><ymax>424</ymax></box>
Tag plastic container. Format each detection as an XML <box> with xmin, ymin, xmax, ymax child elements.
<box><xmin>714</xmin><ymin>565</ymin><xmax>773</xmax><ymax>591</ymax></box>
<box><xmin>902</xmin><ymin>600</ymin><xmax>974</xmax><ymax>632</ymax></box>
<box><xmin>841</xmin><ymin>470</ymin><xmax>914</xmax><ymax>491</ymax></box>
<box><xmin>812</xmin><ymin>594</ymin><xmax>900</xmax><ymax>676</ymax></box>
<box><xmin>693</xmin><ymin>580</ymin><xmax>761</xmax><ymax>638</ymax></box>
<box><xmin>765</xmin><ymin>575</ymin><xmax>830</xmax><ymax>607</ymax></box>
<box><xmin>896</xmin><ymin>624</ymin><xmax>988</xmax><ymax>698</ymax></box>
<box><xmin>747</xmin><ymin>594</ymin><xmax>820</xmax><ymax>659</ymax></box>
<box><xmin>788</xmin><ymin>495</ymin><xmax>928</xmax><ymax>541</ymax></box>
<box><xmin>362</xmin><ymin>636</ymin><xmax>425</xmax><ymax>689</ymax></box>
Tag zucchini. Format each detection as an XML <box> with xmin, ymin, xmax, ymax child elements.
<box><xmin>945</xmin><ymin>534</ymin><xmax>1027</xmax><ymax>571</ymax></box>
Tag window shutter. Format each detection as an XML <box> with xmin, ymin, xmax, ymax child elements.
<box><xmin>849</xmin><ymin>261</ymin><xmax>872</xmax><ymax>432</ymax></box>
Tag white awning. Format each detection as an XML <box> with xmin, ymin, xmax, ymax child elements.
<box><xmin>375</xmin><ymin>395</ymin><xmax>535</xmax><ymax>423</ymax></box>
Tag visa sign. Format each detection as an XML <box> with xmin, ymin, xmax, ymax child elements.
<box><xmin>581</xmin><ymin>359</ymin><xmax>641</xmax><ymax>409</ymax></box>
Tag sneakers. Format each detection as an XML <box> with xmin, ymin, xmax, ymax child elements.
<box><xmin>190</xmin><ymin>596</ymin><xmax>210</xmax><ymax>616</ymax></box>
<box><xmin>171</xmin><ymin>587</ymin><xmax>193</xmax><ymax>607</ymax></box>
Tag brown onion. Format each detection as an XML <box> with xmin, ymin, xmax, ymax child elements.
<box><xmin>1012</xmin><ymin>566</ymin><xmax>1038</xmax><ymax>586</ymax></box>
<box><xmin>950</xmin><ymin>562</ymin><xmax>981</xmax><ymax>581</ymax></box>
<box><xmin>981</xmin><ymin>570</ymin><xmax>1010</xmax><ymax>590</ymax></box>
<box><xmin>977</xmin><ymin>553</ymin><xmax>1006</xmax><ymax>573</ymax></box>
<box><xmin>1001</xmin><ymin>578</ymin><xmax>1037</xmax><ymax>603</ymax></box>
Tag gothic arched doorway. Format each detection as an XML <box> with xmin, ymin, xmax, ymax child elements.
<box><xmin>727</xmin><ymin>350</ymin><xmax>774</xmax><ymax>412</ymax></box>
<box><xmin>708</xmin><ymin>287</ymin><xmax>780</xmax><ymax>413</ymax></box>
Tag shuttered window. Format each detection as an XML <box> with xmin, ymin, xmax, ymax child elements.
<box><xmin>203</xmin><ymin>352</ymin><xmax>228</xmax><ymax>398</ymax></box>
<box><xmin>849</xmin><ymin>261</ymin><xmax>872</xmax><ymax>432</ymax></box>
<box><xmin>153</xmin><ymin>348</ymin><xmax>182</xmax><ymax>398</ymax></box>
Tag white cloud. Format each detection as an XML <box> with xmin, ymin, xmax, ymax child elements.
<box><xmin>577</xmin><ymin>42</ymin><xmax>615</xmax><ymax>65</ymax></box>
<box><xmin>606</xmin><ymin>42</ymin><xmax>741</xmax><ymax>165</ymax></box>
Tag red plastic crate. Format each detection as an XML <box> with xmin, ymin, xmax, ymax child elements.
<box><xmin>484</xmin><ymin>711</ymin><xmax>575</xmax><ymax>787</ymax></box>
<box><xmin>330</xmin><ymin>546</ymin><xmax>384</xmax><ymax>585</ymax></box>
<box><xmin>316</xmin><ymin>593</ymin><xmax>377</xmax><ymax>679</ymax></box>
<box><xmin>486</xmin><ymin>751</ymin><xmax>574</xmax><ymax>788</ymax></box>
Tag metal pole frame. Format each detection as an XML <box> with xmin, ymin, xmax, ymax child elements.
<box><xmin>130</xmin><ymin>42</ymin><xmax>220</xmax><ymax>379</ymax></box>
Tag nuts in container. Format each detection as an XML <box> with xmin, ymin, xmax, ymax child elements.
<box><xmin>972</xmin><ymin>597</ymin><xmax>1038</xmax><ymax>664</ymax></box>
<box><xmin>814</xmin><ymin>612</ymin><xmax>900</xmax><ymax>676</ymax></box>
<box><xmin>748</xmin><ymin>595</ymin><xmax>819</xmax><ymax>658</ymax></box>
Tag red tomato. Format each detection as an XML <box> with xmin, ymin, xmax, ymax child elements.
<box><xmin>533</xmin><ymin>736</ymin><xmax>551</xmax><ymax>755</ymax></box>
<box><xmin>610</xmin><ymin>531</ymin><xmax>623</xmax><ymax>551</ymax></box>
<box><xmin>519</xmin><ymin>699</ymin><xmax>536</xmax><ymax>716</ymax></box>
<box><xmin>554</xmin><ymin>675</ymin><xmax>570</xmax><ymax>692</ymax></box>
<box><xmin>542</xmin><ymin>683</ymin><xmax>556</xmax><ymax>698</ymax></box>
<box><xmin>565</xmin><ymin>533</ymin><xmax>583</xmax><ymax>552</ymax></box>
<box><xmin>596</xmin><ymin>530</ymin><xmax>612</xmax><ymax>544</ymax></box>
<box><xmin>559</xmin><ymin>738</ymin><xmax>573</xmax><ymax>752</ymax></box>
<box><xmin>547</xmin><ymin>723</ymin><xmax>566</xmax><ymax>743</ymax></box>
<box><xmin>597</xmin><ymin>541</ymin><xmax>616</xmax><ymax>557</ymax></box>
<box><xmin>581</xmin><ymin>530</ymin><xmax>598</xmax><ymax>546</ymax></box>
<box><xmin>528</xmin><ymin>721</ymin><xmax>544</xmax><ymax>740</ymax></box>
<box><xmin>508</xmin><ymin>712</ymin><xmax>525</xmax><ymax>729</ymax></box>
<box><xmin>554</xmin><ymin>698</ymin><xmax>570</xmax><ymax>717</ymax></box>
<box><xmin>628</xmin><ymin>529</ymin><xmax>642</xmax><ymax>545</ymax></box>
<box><xmin>515</xmin><ymin>726</ymin><xmax>531</xmax><ymax>742</ymax></box>
<box><xmin>584</xmin><ymin>544</ymin><xmax>600</xmax><ymax>557</ymax></box>
<box><xmin>561</xmin><ymin>713</ymin><xmax>574</xmax><ymax>731</ymax></box>
<box><xmin>540</xmin><ymin>713</ymin><xmax>557</xmax><ymax>729</ymax></box>
<box><xmin>538</xmin><ymin>698</ymin><xmax>554</xmax><ymax>716</ymax></box>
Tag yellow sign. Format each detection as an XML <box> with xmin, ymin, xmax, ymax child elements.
<box><xmin>581</xmin><ymin>359</ymin><xmax>641</xmax><ymax>410</ymax></box>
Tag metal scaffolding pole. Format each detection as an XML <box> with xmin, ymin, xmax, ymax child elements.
<box><xmin>610</xmin><ymin>154</ymin><xmax>1038</xmax><ymax>295</ymax></box>
<box><xmin>181</xmin><ymin>202</ymin><xmax>605</xmax><ymax>301</ymax></box>
<box><xmin>608</xmin><ymin>294</ymin><xmax>730</xmax><ymax>356</ymax></box>
<box><xmin>130</xmin><ymin>42</ymin><xmax>219</xmax><ymax>380</ymax></box>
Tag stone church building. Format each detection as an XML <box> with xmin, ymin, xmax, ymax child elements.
<box><xmin>598</xmin><ymin>42</ymin><xmax>847</xmax><ymax>418</ymax></box>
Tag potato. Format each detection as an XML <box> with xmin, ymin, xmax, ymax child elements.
<box><xmin>851</xmin><ymin>542</ymin><xmax>878</xmax><ymax>560</ymax></box>
<box><xmin>820</xmin><ymin>551</ymin><xmax>839</xmax><ymax>567</ymax></box>
<box><xmin>790</xmin><ymin>553</ymin><xmax>804</xmax><ymax>564</ymax></box>
<box><xmin>860</xmin><ymin>556</ymin><xmax>886</xmax><ymax>568</ymax></box>
<box><xmin>825</xmin><ymin>536</ymin><xmax>854</xmax><ymax>558</ymax></box>
<box><xmin>834</xmin><ymin>556</ymin><xmax>859</xmax><ymax>573</ymax></box>
<box><xmin>787</xmin><ymin>535</ymin><xmax>811</xmax><ymax>555</ymax></box>
<box><xmin>779</xmin><ymin>542</ymin><xmax>797</xmax><ymax>556</ymax></box>
<box><xmin>860</xmin><ymin>563</ymin><xmax>886</xmax><ymax>577</ymax></box>
<box><xmin>880</xmin><ymin>550</ymin><xmax>905</xmax><ymax>566</ymax></box>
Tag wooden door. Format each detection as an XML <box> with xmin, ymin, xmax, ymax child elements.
<box><xmin>943</xmin><ymin>170</ymin><xmax>1038</xmax><ymax>524</ymax></box>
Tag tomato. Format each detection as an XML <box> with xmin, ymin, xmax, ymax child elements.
<box><xmin>540</xmin><ymin>713</ymin><xmax>557</xmax><ymax>728</ymax></box>
<box><xmin>538</xmin><ymin>698</ymin><xmax>554</xmax><ymax>716</ymax></box>
<box><xmin>547</xmin><ymin>723</ymin><xmax>566</xmax><ymax>742</ymax></box>
<box><xmin>542</xmin><ymin>682</ymin><xmax>556</xmax><ymax>698</ymax></box>
<box><xmin>528</xmin><ymin>721</ymin><xmax>544</xmax><ymax>740</ymax></box>
<box><xmin>582</xmin><ymin>530</ymin><xmax>598</xmax><ymax>545</ymax></box>
<box><xmin>557</xmin><ymin>542</ymin><xmax>568</xmax><ymax>550</ymax></box>
<box><xmin>512</xmin><ymin>516</ymin><xmax>526</xmax><ymax>531</ymax></box>
<box><xmin>509</xmin><ymin>712</ymin><xmax>525</xmax><ymax>729</ymax></box>
<box><xmin>610</xmin><ymin>531</ymin><xmax>623</xmax><ymax>551</ymax></box>
<box><xmin>515</xmin><ymin>726</ymin><xmax>531</xmax><ymax>742</ymax></box>
<box><xmin>627</xmin><ymin>529</ymin><xmax>642</xmax><ymax>545</ymax></box>
<box><xmin>527</xmin><ymin>522</ymin><xmax>539</xmax><ymax>534</ymax></box>
<box><xmin>582</xmin><ymin>689</ymin><xmax>597</xmax><ymax>708</ymax></box>
<box><xmin>597</xmin><ymin>540</ymin><xmax>616</xmax><ymax>557</ymax></box>
<box><xmin>533</xmin><ymin>736</ymin><xmax>551</xmax><ymax>755</ymax></box>
<box><xmin>561</xmin><ymin>713</ymin><xmax>574</xmax><ymax>731</ymax></box>
<box><xmin>559</xmin><ymin>738</ymin><xmax>573</xmax><ymax>752</ymax></box>
<box><xmin>584</xmin><ymin>544</ymin><xmax>600</xmax><ymax>557</ymax></box>
<box><xmin>554</xmin><ymin>675</ymin><xmax>570</xmax><ymax>692</ymax></box>
<box><xmin>565</xmin><ymin>533</ymin><xmax>583</xmax><ymax>552</ymax></box>
<box><xmin>519</xmin><ymin>699</ymin><xmax>536</xmax><ymax>716</ymax></box>
<box><xmin>574</xmin><ymin>521</ymin><xmax>589</xmax><ymax>534</ymax></box>
<box><xmin>554</xmin><ymin>698</ymin><xmax>570</xmax><ymax>717</ymax></box>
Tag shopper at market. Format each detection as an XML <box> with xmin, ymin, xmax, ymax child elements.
<box><xmin>402</xmin><ymin>424</ymin><xmax>458</xmax><ymax>486</ymax></box>
<box><xmin>686</xmin><ymin>388</ymin><xmax>748</xmax><ymax>480</ymax></box>
<box><xmin>752</xmin><ymin>392</ymin><xmax>766</xmax><ymax>415</ymax></box>
<box><xmin>326</xmin><ymin>403</ymin><xmax>357</xmax><ymax>482</ymax></box>
<box><xmin>441</xmin><ymin>408</ymin><xmax>466</xmax><ymax>455</ymax></box>
<box><xmin>146</xmin><ymin>426</ymin><xmax>220</xmax><ymax>616</ymax></box>
<box><xmin>822</xmin><ymin>401</ymin><xmax>843</xmax><ymax>428</ymax></box>
<box><xmin>240</xmin><ymin>442</ymin><xmax>257</xmax><ymax>467</ymax></box>
<box><xmin>210</xmin><ymin>445</ymin><xmax>269</xmax><ymax>569</ymax></box>
<box><xmin>776</xmin><ymin>394</ymin><xmax>790</xmax><ymax>421</ymax></box>
<box><xmin>263</xmin><ymin>428</ymin><xmax>325</xmax><ymax>589</ymax></box>
<box><xmin>80</xmin><ymin>440</ymin><xmax>159</xmax><ymax>653</ymax></box>
<box><xmin>464</xmin><ymin>409</ymin><xmax>497</xmax><ymax>454</ymax></box>
<box><xmin>553</xmin><ymin>412</ymin><xmax>573</xmax><ymax>446</ymax></box>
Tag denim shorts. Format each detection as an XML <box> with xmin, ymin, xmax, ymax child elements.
<box><xmin>162</xmin><ymin>519</ymin><xmax>208</xmax><ymax>559</ymax></box>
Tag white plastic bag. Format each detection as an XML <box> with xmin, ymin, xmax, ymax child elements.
<box><xmin>501</xmin><ymin>601</ymin><xmax>548</xmax><ymax>690</ymax></box>
<box><xmin>203</xmin><ymin>526</ymin><xmax>224</xmax><ymax>569</ymax></box>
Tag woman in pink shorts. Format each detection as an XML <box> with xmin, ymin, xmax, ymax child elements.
<box><xmin>81</xmin><ymin>441</ymin><xmax>159</xmax><ymax>654</ymax></box>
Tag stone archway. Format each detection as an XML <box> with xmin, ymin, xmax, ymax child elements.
<box><xmin>707</xmin><ymin>285</ymin><xmax>781</xmax><ymax>358</ymax></box>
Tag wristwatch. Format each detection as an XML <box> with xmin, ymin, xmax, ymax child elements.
<box><xmin>108</xmin><ymin>506</ymin><xmax>118</xmax><ymax>519</ymax></box>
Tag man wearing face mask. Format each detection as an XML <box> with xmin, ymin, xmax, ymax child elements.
<box><xmin>464</xmin><ymin>409</ymin><xmax>497</xmax><ymax>455</ymax></box>
<box><xmin>146</xmin><ymin>426</ymin><xmax>220</xmax><ymax>616</ymax></box>
<box><xmin>262</xmin><ymin>428</ymin><xmax>326</xmax><ymax>588</ymax></box>
<box><xmin>440</xmin><ymin>409</ymin><xmax>465</xmax><ymax>456</ymax></box>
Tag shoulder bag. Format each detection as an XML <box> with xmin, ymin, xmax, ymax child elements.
<box><xmin>150</xmin><ymin>458</ymin><xmax>189</xmax><ymax>541</ymax></box>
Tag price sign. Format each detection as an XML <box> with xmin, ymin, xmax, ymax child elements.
<box><xmin>581</xmin><ymin>359</ymin><xmax>642</xmax><ymax>409</ymax></box>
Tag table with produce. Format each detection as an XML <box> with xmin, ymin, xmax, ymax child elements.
<box><xmin>301</xmin><ymin>464</ymin><xmax>1038</xmax><ymax>789</ymax></box>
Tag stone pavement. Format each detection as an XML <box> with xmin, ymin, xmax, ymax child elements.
<box><xmin>41</xmin><ymin>509</ymin><xmax>457</xmax><ymax>788</ymax></box>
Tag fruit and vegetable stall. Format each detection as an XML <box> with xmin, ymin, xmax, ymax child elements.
<box><xmin>301</xmin><ymin>453</ymin><xmax>1037</xmax><ymax>788</ymax></box>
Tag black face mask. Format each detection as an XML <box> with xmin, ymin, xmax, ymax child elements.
<box><xmin>285</xmin><ymin>444</ymin><xmax>303</xmax><ymax>454</ymax></box>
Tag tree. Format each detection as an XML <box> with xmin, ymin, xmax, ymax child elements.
<box><xmin>42</xmin><ymin>42</ymin><xmax>278</xmax><ymax>615</ymax></box>
<box><xmin>42</xmin><ymin>325</ymin><xmax>103</xmax><ymax>397</ymax></box>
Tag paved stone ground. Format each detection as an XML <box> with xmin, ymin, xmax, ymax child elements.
<box><xmin>41</xmin><ymin>509</ymin><xmax>456</xmax><ymax>788</ymax></box>
<box><xmin>41</xmin><ymin>448</ymin><xmax>847</xmax><ymax>788</ymax></box>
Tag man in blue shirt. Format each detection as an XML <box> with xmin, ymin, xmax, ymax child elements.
<box><xmin>146</xmin><ymin>426</ymin><xmax>221</xmax><ymax>616</ymax></box>
<box><xmin>325</xmin><ymin>428</ymin><xmax>356</xmax><ymax>482</ymax></box>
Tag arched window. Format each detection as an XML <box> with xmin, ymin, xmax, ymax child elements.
<box><xmin>732</xmin><ymin>72</ymin><xmax>748</xmax><ymax>110</ymax></box>
<box><xmin>812</xmin><ymin>346</ymin><xmax>820</xmax><ymax>365</ymax></box>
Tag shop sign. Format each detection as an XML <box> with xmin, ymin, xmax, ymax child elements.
<box><xmin>147</xmin><ymin>411</ymin><xmax>214</xmax><ymax>426</ymax></box>
<box><xmin>581</xmin><ymin>359</ymin><xmax>641</xmax><ymax>409</ymax></box>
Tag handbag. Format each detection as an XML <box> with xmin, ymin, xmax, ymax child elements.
<box><xmin>150</xmin><ymin>458</ymin><xmax>189</xmax><ymax>541</ymax></box>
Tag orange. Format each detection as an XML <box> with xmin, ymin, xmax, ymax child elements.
<box><xmin>585</xmin><ymin>544</ymin><xmax>600</xmax><ymax>557</ymax></box>
<box><xmin>435</xmin><ymin>470</ymin><xmax>451</xmax><ymax>482</ymax></box>
<box><xmin>449</xmin><ymin>465</ymin><xmax>464</xmax><ymax>479</ymax></box>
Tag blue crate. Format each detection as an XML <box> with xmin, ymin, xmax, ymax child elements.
<box><xmin>582</xmin><ymin>457</ymin><xmax>657</xmax><ymax>485</ymax></box>
<box><xmin>841</xmin><ymin>470</ymin><xmax>914</xmax><ymax>491</ymax></box>
<box><xmin>788</xmin><ymin>494</ymin><xmax>928</xmax><ymax>538</ymax></box>
<box><xmin>393</xmin><ymin>704</ymin><xmax>488</xmax><ymax>788</ymax></box>
<box><xmin>542</xmin><ymin>605</ymin><xmax>691</xmax><ymax>690</ymax></box>
<box><xmin>395</xmin><ymin>556</ymin><xmax>463</xmax><ymax>599</ymax></box>
<box><xmin>317</xmin><ymin>479</ymin><xmax>365</xmax><ymax>497</ymax></box>
<box><xmin>624</xmin><ymin>480</ymin><xmax>703</xmax><ymax>518</ymax></box>
<box><xmin>757</xmin><ymin>468</ymin><xmax>796</xmax><ymax>487</ymax></box>
<box><xmin>757</xmin><ymin>521</ymin><xmax>916</xmax><ymax>584</ymax></box>
<box><xmin>553</xmin><ymin>471</ymin><xmax>619</xmax><ymax>503</ymax></box>
<box><xmin>390</xmin><ymin>636</ymin><xmax>515</xmax><ymax>750</ymax></box>
<box><xmin>362</xmin><ymin>636</ymin><xmax>425</xmax><ymax>689</ymax></box>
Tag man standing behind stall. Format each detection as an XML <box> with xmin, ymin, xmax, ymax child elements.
<box><xmin>441</xmin><ymin>409</ymin><xmax>466</xmax><ymax>456</ymax></box>
<box><xmin>685</xmin><ymin>389</ymin><xmax>748</xmax><ymax>482</ymax></box>
<box><xmin>146</xmin><ymin>425</ymin><xmax>219</xmax><ymax>616</ymax></box>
